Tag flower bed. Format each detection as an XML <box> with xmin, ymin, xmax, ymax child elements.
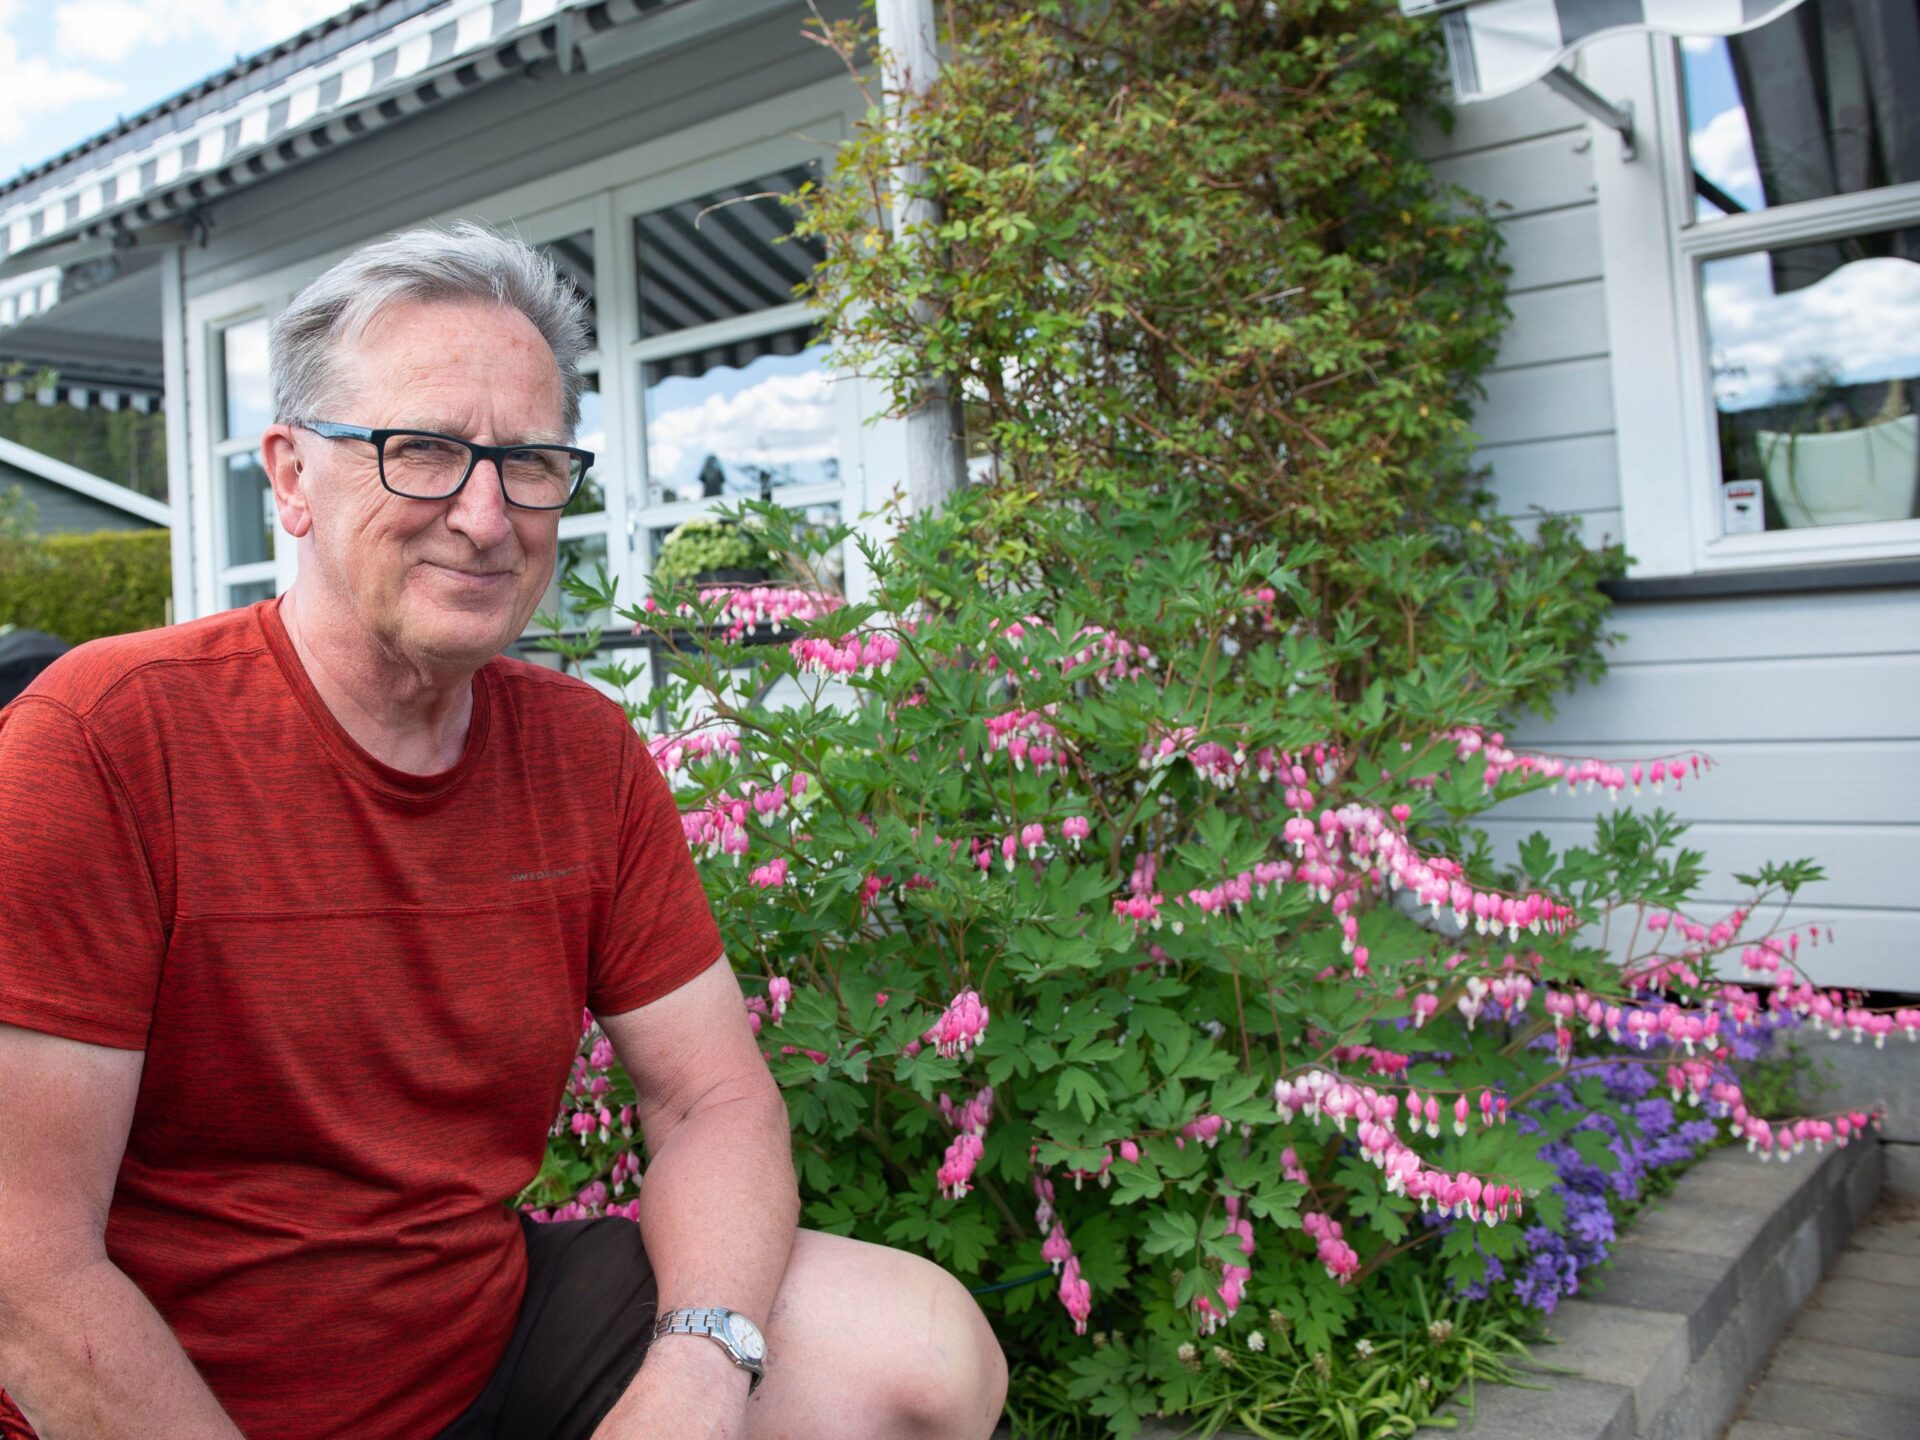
<box><xmin>516</xmin><ymin>487</ymin><xmax>1912</xmax><ymax>1439</ymax></box>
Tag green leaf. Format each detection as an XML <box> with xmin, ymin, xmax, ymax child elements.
<box><xmin>1054</xmin><ymin>1066</ymin><xmax>1108</xmax><ymax>1124</ymax></box>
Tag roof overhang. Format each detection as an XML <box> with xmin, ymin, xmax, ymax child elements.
<box><xmin>0</xmin><ymin>0</ymin><xmax>691</xmax><ymax>274</ymax></box>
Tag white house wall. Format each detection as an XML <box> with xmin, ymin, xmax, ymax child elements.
<box><xmin>1419</xmin><ymin>80</ymin><xmax>1920</xmax><ymax>993</ymax></box>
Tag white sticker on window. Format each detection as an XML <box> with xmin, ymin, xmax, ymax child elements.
<box><xmin>1722</xmin><ymin>478</ymin><xmax>1765</xmax><ymax>534</ymax></box>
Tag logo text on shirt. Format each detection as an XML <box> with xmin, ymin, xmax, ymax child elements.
<box><xmin>509</xmin><ymin>864</ymin><xmax>587</xmax><ymax>884</ymax></box>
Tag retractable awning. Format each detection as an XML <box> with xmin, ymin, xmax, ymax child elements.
<box><xmin>1401</xmin><ymin>0</ymin><xmax>1812</xmax><ymax>101</ymax></box>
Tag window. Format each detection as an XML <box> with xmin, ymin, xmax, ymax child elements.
<box><xmin>1589</xmin><ymin>1</ymin><xmax>1920</xmax><ymax>574</ymax></box>
<box><xmin>624</xmin><ymin>163</ymin><xmax>853</xmax><ymax>596</ymax></box>
<box><xmin>522</xmin><ymin>212</ymin><xmax>618</xmax><ymax>634</ymax></box>
<box><xmin>210</xmin><ymin>316</ymin><xmax>282</xmax><ymax>608</ymax></box>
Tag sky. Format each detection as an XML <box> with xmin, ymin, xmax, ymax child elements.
<box><xmin>1679</xmin><ymin>34</ymin><xmax>1920</xmax><ymax>414</ymax></box>
<box><xmin>0</xmin><ymin>0</ymin><xmax>347</xmax><ymax>184</ymax></box>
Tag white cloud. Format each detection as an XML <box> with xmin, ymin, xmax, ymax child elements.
<box><xmin>1688</xmin><ymin>103</ymin><xmax>1763</xmax><ymax>213</ymax></box>
<box><xmin>647</xmin><ymin>368</ymin><xmax>838</xmax><ymax>489</ymax></box>
<box><xmin>1705</xmin><ymin>254</ymin><xmax>1920</xmax><ymax>410</ymax></box>
<box><xmin>53</xmin><ymin>0</ymin><xmax>345</xmax><ymax>67</ymax></box>
<box><xmin>0</xmin><ymin>0</ymin><xmax>124</xmax><ymax>147</ymax></box>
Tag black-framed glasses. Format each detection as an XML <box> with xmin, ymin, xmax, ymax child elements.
<box><xmin>301</xmin><ymin>420</ymin><xmax>594</xmax><ymax>511</ymax></box>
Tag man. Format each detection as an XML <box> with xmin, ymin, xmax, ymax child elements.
<box><xmin>0</xmin><ymin>224</ymin><xmax>1007</xmax><ymax>1439</ymax></box>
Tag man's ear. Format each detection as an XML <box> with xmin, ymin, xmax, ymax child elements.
<box><xmin>261</xmin><ymin>424</ymin><xmax>314</xmax><ymax>539</ymax></box>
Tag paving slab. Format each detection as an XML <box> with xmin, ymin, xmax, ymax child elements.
<box><xmin>1845</xmin><ymin>1207</ymin><xmax>1920</xmax><ymax>1260</ymax></box>
<box><xmin>1827</xmin><ymin>1248</ymin><xmax>1920</xmax><ymax>1289</ymax></box>
<box><xmin>1765</xmin><ymin>1336</ymin><xmax>1920</xmax><ymax>1404</ymax></box>
<box><xmin>1791</xmin><ymin>1301</ymin><xmax>1920</xmax><ymax>1360</ymax></box>
<box><xmin>1739</xmin><ymin>1373</ymin><xmax>1920</xmax><ymax>1440</ymax></box>
<box><xmin>1804</xmin><ymin>1276</ymin><xmax>1920</xmax><ymax>1329</ymax></box>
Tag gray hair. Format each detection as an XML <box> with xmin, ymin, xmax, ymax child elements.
<box><xmin>269</xmin><ymin>221</ymin><xmax>590</xmax><ymax>437</ymax></box>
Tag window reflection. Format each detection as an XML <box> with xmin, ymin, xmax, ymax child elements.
<box><xmin>642</xmin><ymin>330</ymin><xmax>838</xmax><ymax>505</ymax></box>
<box><xmin>538</xmin><ymin>230</ymin><xmax>598</xmax><ymax>348</ymax></box>
<box><xmin>564</xmin><ymin>374</ymin><xmax>606</xmax><ymax>517</ymax></box>
<box><xmin>634</xmin><ymin>165</ymin><xmax>824</xmax><ymax>338</ymax></box>
<box><xmin>223</xmin><ymin>452</ymin><xmax>275</xmax><ymax>566</ymax></box>
<box><xmin>647</xmin><ymin>501</ymin><xmax>844</xmax><ymax>596</ymax></box>
<box><xmin>228</xmin><ymin>579</ymin><xmax>275</xmax><ymax>608</ymax></box>
<box><xmin>1682</xmin><ymin>3</ymin><xmax>1920</xmax><ymax>224</ymax></box>
<box><xmin>535</xmin><ymin>534</ymin><xmax>610</xmax><ymax>630</ymax></box>
<box><xmin>222</xmin><ymin>318</ymin><xmax>273</xmax><ymax>440</ymax></box>
<box><xmin>1704</xmin><ymin>240</ymin><xmax>1920</xmax><ymax>530</ymax></box>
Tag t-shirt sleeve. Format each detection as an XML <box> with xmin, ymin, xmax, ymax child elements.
<box><xmin>589</xmin><ymin>728</ymin><xmax>725</xmax><ymax>1016</ymax></box>
<box><xmin>0</xmin><ymin>696</ymin><xmax>167</xmax><ymax>1049</ymax></box>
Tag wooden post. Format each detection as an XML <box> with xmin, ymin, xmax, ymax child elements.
<box><xmin>874</xmin><ymin>0</ymin><xmax>967</xmax><ymax>516</ymax></box>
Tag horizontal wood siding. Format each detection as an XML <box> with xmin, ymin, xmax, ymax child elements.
<box><xmin>1492</xmin><ymin>589</ymin><xmax>1920</xmax><ymax>990</ymax></box>
<box><xmin>0</xmin><ymin>464</ymin><xmax>156</xmax><ymax>533</ymax></box>
<box><xmin>1418</xmin><ymin>91</ymin><xmax>1613</xmax><ymax>523</ymax></box>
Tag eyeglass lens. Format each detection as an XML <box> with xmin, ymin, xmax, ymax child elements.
<box><xmin>379</xmin><ymin>432</ymin><xmax>582</xmax><ymax>508</ymax></box>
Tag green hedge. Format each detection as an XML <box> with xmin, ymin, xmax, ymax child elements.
<box><xmin>0</xmin><ymin>528</ymin><xmax>172</xmax><ymax>647</ymax></box>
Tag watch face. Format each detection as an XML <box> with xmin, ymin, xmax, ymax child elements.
<box><xmin>724</xmin><ymin>1311</ymin><xmax>767</xmax><ymax>1362</ymax></box>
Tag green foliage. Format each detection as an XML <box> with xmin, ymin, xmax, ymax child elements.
<box><xmin>653</xmin><ymin>516</ymin><xmax>775</xmax><ymax>585</ymax></box>
<box><xmin>0</xmin><ymin>397</ymin><xmax>169</xmax><ymax>504</ymax></box>
<box><xmin>0</xmin><ymin>527</ymin><xmax>171</xmax><ymax>645</ymax></box>
<box><xmin>0</xmin><ymin>483</ymin><xmax>35</xmax><ymax>541</ymax></box>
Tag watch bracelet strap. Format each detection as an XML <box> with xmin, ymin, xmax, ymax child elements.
<box><xmin>652</xmin><ymin>1306</ymin><xmax>765</xmax><ymax>1391</ymax></box>
<box><xmin>654</xmin><ymin>1305</ymin><xmax>727</xmax><ymax>1337</ymax></box>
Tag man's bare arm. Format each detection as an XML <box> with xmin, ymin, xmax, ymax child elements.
<box><xmin>590</xmin><ymin>958</ymin><xmax>799</xmax><ymax>1440</ymax></box>
<box><xmin>0</xmin><ymin>1022</ymin><xmax>244</xmax><ymax>1439</ymax></box>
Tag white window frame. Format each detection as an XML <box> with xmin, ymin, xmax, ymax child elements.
<box><xmin>197</xmin><ymin>308</ymin><xmax>294</xmax><ymax>613</ymax></box>
<box><xmin>1585</xmin><ymin>30</ymin><xmax>1920</xmax><ymax>578</ymax></box>
<box><xmin>508</xmin><ymin>194</ymin><xmax>628</xmax><ymax>635</ymax></box>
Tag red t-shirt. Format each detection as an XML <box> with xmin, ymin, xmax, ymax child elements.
<box><xmin>0</xmin><ymin>599</ymin><xmax>721</xmax><ymax>1440</ymax></box>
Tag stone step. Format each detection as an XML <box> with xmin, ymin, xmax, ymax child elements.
<box><xmin>1414</xmin><ymin>1138</ymin><xmax>1886</xmax><ymax>1440</ymax></box>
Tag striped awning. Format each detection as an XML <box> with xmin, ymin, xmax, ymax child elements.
<box><xmin>0</xmin><ymin>0</ymin><xmax>674</xmax><ymax>269</ymax></box>
<box><xmin>0</xmin><ymin>271</ymin><xmax>60</xmax><ymax>332</ymax></box>
<box><xmin>1401</xmin><ymin>0</ymin><xmax>1810</xmax><ymax>102</ymax></box>
<box><xmin>0</xmin><ymin>375</ymin><xmax>162</xmax><ymax>414</ymax></box>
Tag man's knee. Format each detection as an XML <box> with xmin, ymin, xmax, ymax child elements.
<box><xmin>883</xmin><ymin>1255</ymin><xmax>1008</xmax><ymax>1440</ymax></box>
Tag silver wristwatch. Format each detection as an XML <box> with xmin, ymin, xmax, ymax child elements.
<box><xmin>652</xmin><ymin>1305</ymin><xmax>768</xmax><ymax>1394</ymax></box>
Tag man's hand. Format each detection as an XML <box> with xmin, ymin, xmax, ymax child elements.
<box><xmin>590</xmin><ymin>1329</ymin><xmax>753</xmax><ymax>1440</ymax></box>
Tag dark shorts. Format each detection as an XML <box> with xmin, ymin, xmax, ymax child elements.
<box><xmin>435</xmin><ymin>1215</ymin><xmax>660</xmax><ymax>1440</ymax></box>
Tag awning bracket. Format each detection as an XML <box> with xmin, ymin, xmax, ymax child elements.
<box><xmin>1542</xmin><ymin>65</ymin><xmax>1636</xmax><ymax>161</ymax></box>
